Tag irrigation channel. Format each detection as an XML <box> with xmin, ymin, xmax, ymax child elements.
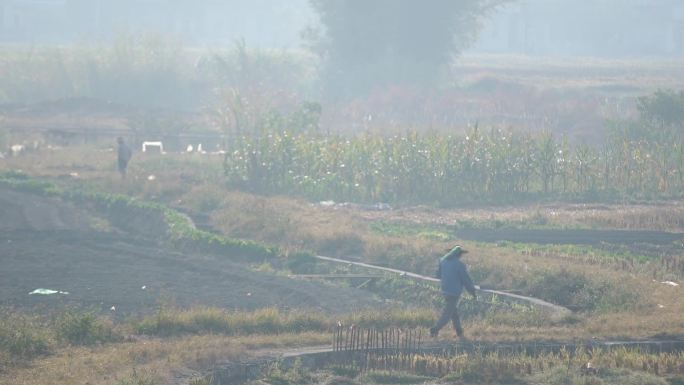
<box><xmin>310</xmin><ymin>254</ymin><xmax>572</xmax><ymax>318</ymax></box>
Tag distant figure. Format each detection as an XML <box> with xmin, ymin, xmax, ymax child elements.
<box><xmin>430</xmin><ymin>245</ymin><xmax>477</xmax><ymax>339</ymax></box>
<box><xmin>117</xmin><ymin>137</ymin><xmax>132</xmax><ymax>178</ymax></box>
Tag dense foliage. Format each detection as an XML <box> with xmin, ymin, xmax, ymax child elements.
<box><xmin>307</xmin><ymin>0</ymin><xmax>505</xmax><ymax>95</ymax></box>
<box><xmin>223</xmin><ymin>123</ymin><xmax>684</xmax><ymax>205</ymax></box>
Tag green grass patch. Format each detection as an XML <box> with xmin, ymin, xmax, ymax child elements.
<box><xmin>490</xmin><ymin>241</ymin><xmax>652</xmax><ymax>263</ymax></box>
<box><xmin>370</xmin><ymin>221</ymin><xmax>453</xmax><ymax>241</ymax></box>
<box><xmin>361</xmin><ymin>371</ymin><xmax>433</xmax><ymax>384</ymax></box>
<box><xmin>0</xmin><ymin>171</ymin><xmax>276</xmax><ymax>262</ymax></box>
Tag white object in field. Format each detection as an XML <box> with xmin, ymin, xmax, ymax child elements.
<box><xmin>141</xmin><ymin>285</ymin><xmax>146</xmax><ymax>290</ymax></box>
<box><xmin>186</xmin><ymin>144</ymin><xmax>194</xmax><ymax>152</ymax></box>
<box><xmin>142</xmin><ymin>141</ymin><xmax>164</xmax><ymax>154</ymax></box>
<box><xmin>197</xmin><ymin>143</ymin><xmax>203</xmax><ymax>153</ymax></box>
<box><xmin>10</xmin><ymin>144</ymin><xmax>24</xmax><ymax>156</ymax></box>
<box><xmin>147</xmin><ymin>175</ymin><xmax>156</xmax><ymax>181</ymax></box>
<box><xmin>29</xmin><ymin>288</ymin><xmax>69</xmax><ymax>295</ymax></box>
<box><xmin>661</xmin><ymin>281</ymin><xmax>679</xmax><ymax>287</ymax></box>
<box><xmin>110</xmin><ymin>306</ymin><xmax>116</xmax><ymax>311</ymax></box>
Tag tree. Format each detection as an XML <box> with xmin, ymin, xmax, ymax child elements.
<box><xmin>637</xmin><ymin>89</ymin><xmax>684</xmax><ymax>130</ymax></box>
<box><xmin>306</xmin><ymin>0</ymin><xmax>506</xmax><ymax>96</ymax></box>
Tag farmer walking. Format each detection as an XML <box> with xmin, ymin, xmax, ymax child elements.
<box><xmin>117</xmin><ymin>137</ymin><xmax>132</xmax><ymax>178</ymax></box>
<box><xmin>430</xmin><ymin>245</ymin><xmax>477</xmax><ymax>339</ymax></box>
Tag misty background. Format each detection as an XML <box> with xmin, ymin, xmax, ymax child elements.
<box><xmin>2</xmin><ymin>0</ymin><xmax>684</xmax><ymax>145</ymax></box>
<box><xmin>2</xmin><ymin>0</ymin><xmax>683</xmax><ymax>56</ymax></box>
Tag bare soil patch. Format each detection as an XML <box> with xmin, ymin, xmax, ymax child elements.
<box><xmin>0</xmin><ymin>187</ymin><xmax>381</xmax><ymax>316</ymax></box>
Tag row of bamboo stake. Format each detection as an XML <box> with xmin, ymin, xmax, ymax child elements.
<box><xmin>333</xmin><ymin>324</ymin><xmax>422</xmax><ymax>353</ymax></box>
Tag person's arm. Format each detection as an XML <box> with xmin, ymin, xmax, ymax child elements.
<box><xmin>460</xmin><ymin>264</ymin><xmax>477</xmax><ymax>298</ymax></box>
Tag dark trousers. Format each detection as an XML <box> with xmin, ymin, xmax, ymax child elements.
<box><xmin>432</xmin><ymin>294</ymin><xmax>463</xmax><ymax>336</ymax></box>
<box><xmin>118</xmin><ymin>159</ymin><xmax>129</xmax><ymax>176</ymax></box>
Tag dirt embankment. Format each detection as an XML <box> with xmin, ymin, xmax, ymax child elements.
<box><xmin>0</xmin><ymin>186</ymin><xmax>381</xmax><ymax>316</ymax></box>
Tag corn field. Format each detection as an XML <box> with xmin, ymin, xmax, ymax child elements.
<box><xmin>223</xmin><ymin>126</ymin><xmax>684</xmax><ymax>205</ymax></box>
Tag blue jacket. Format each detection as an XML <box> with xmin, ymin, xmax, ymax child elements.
<box><xmin>436</xmin><ymin>255</ymin><xmax>476</xmax><ymax>298</ymax></box>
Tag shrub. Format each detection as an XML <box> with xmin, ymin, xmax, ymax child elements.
<box><xmin>284</xmin><ymin>251</ymin><xmax>318</xmax><ymax>274</ymax></box>
<box><xmin>524</xmin><ymin>269</ymin><xmax>642</xmax><ymax>312</ymax></box>
<box><xmin>0</xmin><ymin>313</ymin><xmax>52</xmax><ymax>359</ymax></box>
<box><xmin>54</xmin><ymin>311</ymin><xmax>119</xmax><ymax>346</ymax></box>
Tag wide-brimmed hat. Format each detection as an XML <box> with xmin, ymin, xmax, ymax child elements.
<box><xmin>445</xmin><ymin>245</ymin><xmax>468</xmax><ymax>256</ymax></box>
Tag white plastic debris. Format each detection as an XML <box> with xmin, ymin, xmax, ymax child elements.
<box><xmin>658</xmin><ymin>304</ymin><xmax>665</xmax><ymax>308</ymax></box>
<box><xmin>141</xmin><ymin>285</ymin><xmax>147</xmax><ymax>290</ymax></box>
<box><xmin>110</xmin><ymin>306</ymin><xmax>116</xmax><ymax>311</ymax></box>
<box><xmin>661</xmin><ymin>281</ymin><xmax>679</xmax><ymax>287</ymax></box>
<box><xmin>29</xmin><ymin>288</ymin><xmax>69</xmax><ymax>295</ymax></box>
<box><xmin>147</xmin><ymin>175</ymin><xmax>156</xmax><ymax>181</ymax></box>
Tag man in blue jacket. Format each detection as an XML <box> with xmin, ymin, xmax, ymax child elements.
<box><xmin>117</xmin><ymin>137</ymin><xmax>132</xmax><ymax>178</ymax></box>
<box><xmin>430</xmin><ymin>245</ymin><xmax>477</xmax><ymax>339</ymax></box>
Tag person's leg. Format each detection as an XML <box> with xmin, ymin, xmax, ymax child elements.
<box><xmin>430</xmin><ymin>295</ymin><xmax>457</xmax><ymax>337</ymax></box>
<box><xmin>118</xmin><ymin>160</ymin><xmax>128</xmax><ymax>178</ymax></box>
<box><xmin>451</xmin><ymin>304</ymin><xmax>464</xmax><ymax>337</ymax></box>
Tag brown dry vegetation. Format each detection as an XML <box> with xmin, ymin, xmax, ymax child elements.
<box><xmin>0</xmin><ymin>332</ymin><xmax>328</xmax><ymax>385</ymax></box>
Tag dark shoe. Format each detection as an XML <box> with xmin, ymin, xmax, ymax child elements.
<box><xmin>429</xmin><ymin>327</ymin><xmax>438</xmax><ymax>338</ymax></box>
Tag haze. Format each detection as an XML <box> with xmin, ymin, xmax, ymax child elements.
<box><xmin>2</xmin><ymin>0</ymin><xmax>682</xmax><ymax>57</ymax></box>
<box><xmin>2</xmin><ymin>2</ymin><xmax>684</xmax><ymax>385</ymax></box>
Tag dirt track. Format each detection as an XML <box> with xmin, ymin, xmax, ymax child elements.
<box><xmin>0</xmin><ymin>187</ymin><xmax>381</xmax><ymax>316</ymax></box>
<box><xmin>455</xmin><ymin>227</ymin><xmax>684</xmax><ymax>246</ymax></box>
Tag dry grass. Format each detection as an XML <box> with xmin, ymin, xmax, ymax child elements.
<box><xmin>353</xmin><ymin>202</ymin><xmax>684</xmax><ymax>232</ymax></box>
<box><xmin>0</xmin><ymin>332</ymin><xmax>328</xmax><ymax>385</ymax></box>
